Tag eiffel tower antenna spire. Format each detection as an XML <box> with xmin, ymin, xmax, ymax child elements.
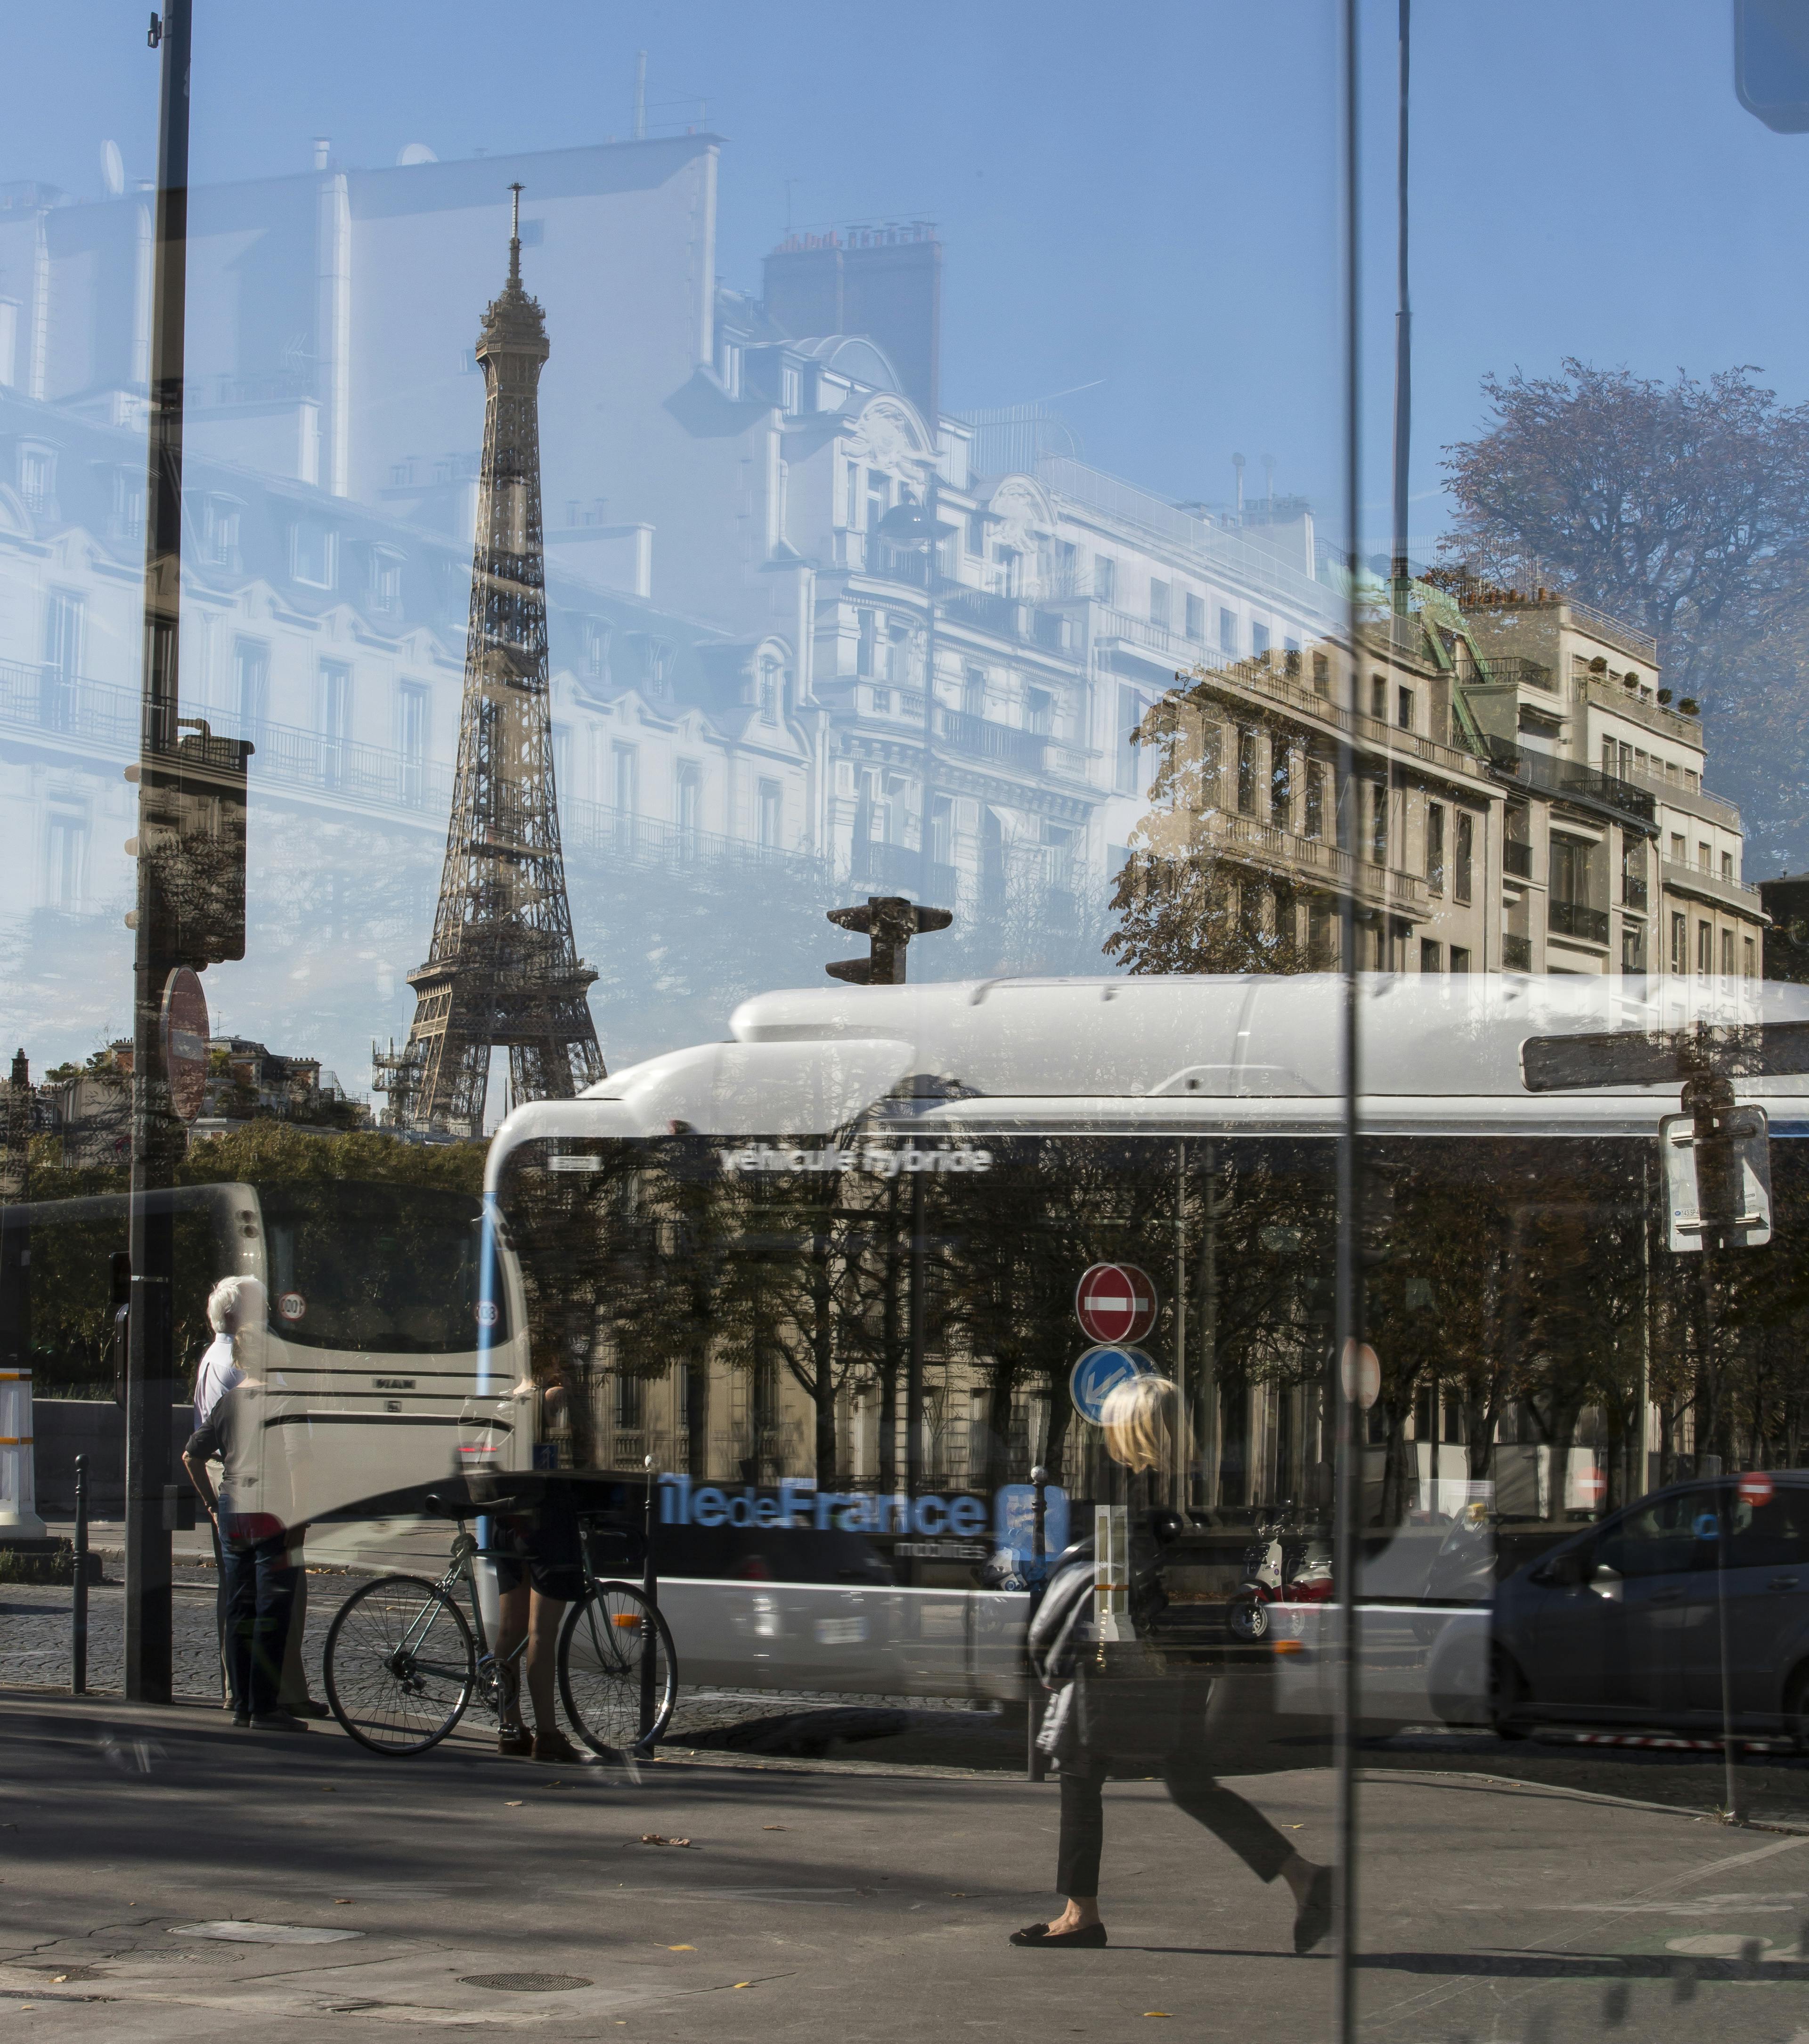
<box><xmin>375</xmin><ymin>188</ymin><xmax>604</xmax><ymax>1136</ymax></box>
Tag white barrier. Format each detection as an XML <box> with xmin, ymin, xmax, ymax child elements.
<box><xmin>0</xmin><ymin>1368</ymin><xmax>46</xmax><ymax>1537</ymax></box>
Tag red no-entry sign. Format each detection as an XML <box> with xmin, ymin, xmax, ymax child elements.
<box><xmin>1075</xmin><ymin>1262</ymin><xmax>1157</xmax><ymax>1345</ymax></box>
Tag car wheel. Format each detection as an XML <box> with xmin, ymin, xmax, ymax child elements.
<box><xmin>1489</xmin><ymin>1650</ymin><xmax>1532</xmax><ymax>1741</ymax></box>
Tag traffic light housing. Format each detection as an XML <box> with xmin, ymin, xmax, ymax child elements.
<box><xmin>1736</xmin><ymin>0</ymin><xmax>1809</xmax><ymax>132</ymax></box>
<box><xmin>124</xmin><ymin>719</ymin><xmax>253</xmax><ymax>970</ymax></box>
<box><xmin>826</xmin><ymin>894</ymin><xmax>953</xmax><ymax>986</ymax></box>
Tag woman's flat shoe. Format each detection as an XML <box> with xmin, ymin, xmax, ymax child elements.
<box><xmin>1010</xmin><ymin>1922</ymin><xmax>1107</xmax><ymax>1948</ymax></box>
<box><xmin>1293</xmin><ymin>1867</ymin><xmax>1333</xmax><ymax>1955</ymax></box>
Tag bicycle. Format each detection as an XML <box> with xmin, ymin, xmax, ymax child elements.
<box><xmin>321</xmin><ymin>1495</ymin><xmax>678</xmax><ymax>1760</ymax></box>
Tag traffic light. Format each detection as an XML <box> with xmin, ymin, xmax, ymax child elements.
<box><xmin>1736</xmin><ymin>0</ymin><xmax>1809</xmax><ymax>132</ymax></box>
<box><xmin>826</xmin><ymin>894</ymin><xmax>953</xmax><ymax>985</ymax></box>
<box><xmin>123</xmin><ymin>718</ymin><xmax>253</xmax><ymax>970</ymax></box>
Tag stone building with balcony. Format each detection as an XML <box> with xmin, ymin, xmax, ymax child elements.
<box><xmin>1462</xmin><ymin>593</ymin><xmax>1764</xmax><ymax>978</ymax></box>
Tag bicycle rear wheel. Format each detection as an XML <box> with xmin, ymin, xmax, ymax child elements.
<box><xmin>324</xmin><ymin>1575</ymin><xmax>476</xmax><ymax>1755</ymax></box>
<box><xmin>558</xmin><ymin>1582</ymin><xmax>677</xmax><ymax>1758</ymax></box>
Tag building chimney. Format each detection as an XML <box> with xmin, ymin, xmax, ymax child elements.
<box><xmin>764</xmin><ymin>224</ymin><xmax>943</xmax><ymax>426</ymax></box>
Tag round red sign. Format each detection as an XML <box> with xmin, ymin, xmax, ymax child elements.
<box><xmin>1737</xmin><ymin>1470</ymin><xmax>1775</xmax><ymax>1508</ymax></box>
<box><xmin>1075</xmin><ymin>1262</ymin><xmax>1157</xmax><ymax>1346</ymax></box>
<box><xmin>160</xmin><ymin>967</ymin><xmax>210</xmax><ymax>1124</ymax></box>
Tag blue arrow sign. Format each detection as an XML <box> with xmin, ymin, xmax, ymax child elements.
<box><xmin>1069</xmin><ymin>1343</ymin><xmax>1155</xmax><ymax>1425</ymax></box>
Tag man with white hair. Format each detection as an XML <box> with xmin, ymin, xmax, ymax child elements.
<box><xmin>189</xmin><ymin>1275</ymin><xmax>326</xmax><ymax>1720</ymax></box>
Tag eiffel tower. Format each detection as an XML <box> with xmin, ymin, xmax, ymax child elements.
<box><xmin>377</xmin><ymin>187</ymin><xmax>604</xmax><ymax>1136</ymax></box>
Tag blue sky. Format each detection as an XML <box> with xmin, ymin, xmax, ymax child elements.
<box><xmin>14</xmin><ymin>1</ymin><xmax>1809</xmax><ymax>551</ymax></box>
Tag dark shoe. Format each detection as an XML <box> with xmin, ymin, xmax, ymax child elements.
<box><xmin>282</xmin><ymin>1696</ymin><xmax>331</xmax><ymax>1720</ymax></box>
<box><xmin>231</xmin><ymin>1711</ymin><xmax>251</xmax><ymax>1728</ymax></box>
<box><xmin>498</xmin><ymin>1725</ymin><xmax>532</xmax><ymax>1758</ymax></box>
<box><xmin>249</xmin><ymin>1710</ymin><xmax>311</xmax><ymax>1735</ymax></box>
<box><xmin>531</xmin><ymin>1729</ymin><xmax>596</xmax><ymax>1767</ymax></box>
<box><xmin>1293</xmin><ymin>1866</ymin><xmax>1332</xmax><ymax>1955</ymax></box>
<box><xmin>1010</xmin><ymin>1921</ymin><xmax>1107</xmax><ymax>1948</ymax></box>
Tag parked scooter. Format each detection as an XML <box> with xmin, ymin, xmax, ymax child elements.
<box><xmin>1227</xmin><ymin>1518</ymin><xmax>1334</xmax><ymax>1640</ymax></box>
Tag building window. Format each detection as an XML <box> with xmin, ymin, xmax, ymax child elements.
<box><xmin>1721</xmin><ymin>850</ymin><xmax>1734</xmax><ymax>881</ymax></box>
<box><xmin>398</xmin><ymin>682</ymin><xmax>429</xmax><ymax>803</ymax></box>
<box><xmin>1116</xmin><ymin>684</ymin><xmax>1143</xmax><ymax>796</ymax></box>
<box><xmin>1284</xmin><ymin>640</ymin><xmax>1301</xmax><ymax>678</ymax></box>
<box><xmin>585</xmin><ymin>619</ymin><xmax>611</xmax><ymax>681</ymax></box>
<box><xmin>1449</xmin><ymin>945</ymin><xmax>1471</xmax><ymax>974</ymax></box>
<box><xmin>871</xmin><ymin>686</ymin><xmax>892</xmax><ymax>714</ymax></box>
<box><xmin>758</xmin><ymin>779</ymin><xmax>782</xmax><ymax>849</ymax></box>
<box><xmin>884</xmin><ymin>618</ymin><xmax>909</xmax><ymax>686</ymax></box>
<box><xmin>1670</xmin><ymin>911</ymin><xmax>1687</xmax><ymax>973</ymax></box>
<box><xmin>1304</xmin><ymin>758</ymin><xmax>1325</xmax><ymax>840</ymax></box>
<box><xmin>856</xmin><ymin>609</ymin><xmax>877</xmax><ymax>679</ymax></box>
<box><xmin>613</xmin><ymin>744</ymin><xmax>638</xmax><ymax>817</ymax></box>
<box><xmin>758</xmin><ymin>657</ymin><xmax>780</xmax><ymax>723</ymax></box>
<box><xmin>964</xmin><ymin>666</ymin><xmax>988</xmax><ymax>719</ymax></box>
<box><xmin>1185</xmin><ymin>592</ymin><xmax>1205</xmax><ymax>642</ymax></box>
<box><xmin>1698</xmin><ymin>841</ymin><xmax>1713</xmax><ymax>873</ymax></box>
<box><xmin>1369</xmin><ymin>781</ymin><xmax>1388</xmax><ymax>867</ymax></box>
<box><xmin>319</xmin><ymin>661</ymin><xmax>350</xmax><ymax>787</ymax></box>
<box><xmin>1721</xmin><ymin>927</ymin><xmax>1736</xmax><ymax>977</ymax></box>
<box><xmin>676</xmin><ymin>762</ymin><xmax>702</xmax><ymax>850</ymax></box>
<box><xmin>1670</xmin><ymin>832</ymin><xmax>1687</xmax><ymax>863</ymax></box>
<box><xmin>370</xmin><ymin>549</ymin><xmax>401</xmax><ymax>614</ymax></box>
<box><xmin>290</xmin><ymin>517</ymin><xmax>337</xmax><ymax>589</ymax></box>
<box><xmin>41</xmin><ymin>590</ymin><xmax>82</xmax><ymax>728</ymax></box>
<box><xmin>1219</xmin><ymin>608</ymin><xmax>1238</xmax><ymax>657</ymax></box>
<box><xmin>1370</xmin><ymin>673</ymin><xmax>1388</xmax><ymax>721</ymax></box>
<box><xmin>966</xmin><ymin>510</ymin><xmax>986</xmax><ymax>557</ymax></box>
<box><xmin>1622</xmin><ymin>922</ymin><xmax>1646</xmax><ymax>973</ymax></box>
<box><xmin>1420</xmin><ymin>939</ymin><xmax>1442</xmax><ymax>974</ymax></box>
<box><xmin>44</xmin><ymin>810</ymin><xmax>87</xmax><ymax>911</ymax></box>
<box><xmin>199</xmin><ymin>495</ymin><xmax>239</xmax><ymax>567</ymax></box>
<box><xmin>1746</xmin><ymin>933</ymin><xmax>1758</xmax><ymax>979</ymax></box>
<box><xmin>1312</xmin><ymin>651</ymin><xmax>1330</xmax><ymax>697</ymax></box>
<box><xmin>1396</xmin><ymin>685</ymin><xmax>1414</xmax><ymax>731</ymax></box>
<box><xmin>1025</xmin><ymin>687</ymin><xmax>1054</xmax><ymax>737</ymax></box>
<box><xmin>1270</xmin><ymin>742</ymin><xmax>1293</xmax><ymax>827</ymax></box>
<box><xmin>1454</xmin><ymin>811</ymin><xmax>1474</xmax><ymax>904</ymax></box>
<box><xmin>614</xmin><ymin>1374</ymin><xmax>645</xmax><ymax>1432</ymax></box>
<box><xmin>1252</xmin><ymin>620</ymin><xmax>1271</xmax><ymax>658</ymax></box>
<box><xmin>1426</xmin><ymin>804</ymin><xmax>1445</xmax><ymax>893</ymax></box>
<box><xmin>1093</xmin><ymin>555</ymin><xmax>1116</xmax><ymax>606</ymax></box>
<box><xmin>1697</xmin><ymin>919</ymin><xmax>1712</xmax><ymax>976</ymax></box>
<box><xmin>17</xmin><ymin>442</ymin><xmax>54</xmax><ymax>512</ymax></box>
<box><xmin>1149</xmin><ymin>580</ymin><xmax>1172</xmax><ymax>632</ymax></box>
<box><xmin>234</xmin><ymin>639</ymin><xmax>269</xmax><ymax>733</ymax></box>
<box><xmin>1237</xmin><ymin>729</ymin><xmax>1258</xmax><ymax>816</ymax></box>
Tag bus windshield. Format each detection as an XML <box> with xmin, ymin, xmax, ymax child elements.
<box><xmin>258</xmin><ymin>1180</ymin><xmax>504</xmax><ymax>1355</ymax></box>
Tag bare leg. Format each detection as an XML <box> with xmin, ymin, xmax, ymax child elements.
<box><xmin>1045</xmin><ymin>1898</ymin><xmax>1103</xmax><ymax>1934</ymax></box>
<box><xmin>495</xmin><ymin>1581</ymin><xmax>530</xmax><ymax>1731</ymax></box>
<box><xmin>524</xmin><ymin>1590</ymin><xmax>565</xmax><ymax>1735</ymax></box>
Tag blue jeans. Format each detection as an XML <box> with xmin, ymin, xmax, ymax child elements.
<box><xmin>220</xmin><ymin>1534</ymin><xmax>299</xmax><ymax>1719</ymax></box>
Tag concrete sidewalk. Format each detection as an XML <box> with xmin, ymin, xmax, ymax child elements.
<box><xmin>2</xmin><ymin>1689</ymin><xmax>1807</xmax><ymax>2043</ymax></box>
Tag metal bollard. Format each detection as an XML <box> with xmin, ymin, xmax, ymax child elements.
<box><xmin>71</xmin><ymin>1452</ymin><xmax>88</xmax><ymax>1695</ymax></box>
<box><xmin>1027</xmin><ymin>1463</ymin><xmax>1049</xmax><ymax>1782</ymax></box>
<box><xmin>637</xmin><ymin>1454</ymin><xmax>658</xmax><ymax>1750</ymax></box>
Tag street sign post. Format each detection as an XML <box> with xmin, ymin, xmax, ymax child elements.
<box><xmin>1075</xmin><ymin>1262</ymin><xmax>1157</xmax><ymax>1346</ymax></box>
<box><xmin>1069</xmin><ymin>1343</ymin><xmax>1154</xmax><ymax>1426</ymax></box>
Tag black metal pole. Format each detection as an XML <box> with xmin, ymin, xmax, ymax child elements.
<box><xmin>124</xmin><ymin>0</ymin><xmax>192</xmax><ymax>1707</ymax></box>
<box><xmin>906</xmin><ymin>1171</ymin><xmax>926</xmax><ymax>1499</ymax></box>
<box><xmin>1388</xmin><ymin>0</ymin><xmax>1411</xmax><ymax>615</ymax></box>
<box><xmin>1334</xmin><ymin>0</ymin><xmax>1364</xmax><ymax>2035</ymax></box>
<box><xmin>638</xmin><ymin>1454</ymin><xmax>658</xmax><ymax>1748</ymax></box>
<box><xmin>71</xmin><ymin>1453</ymin><xmax>88</xmax><ymax>1695</ymax></box>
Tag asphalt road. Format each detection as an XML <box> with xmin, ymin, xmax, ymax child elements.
<box><xmin>2</xmin><ymin>1687</ymin><xmax>1808</xmax><ymax>2044</ymax></box>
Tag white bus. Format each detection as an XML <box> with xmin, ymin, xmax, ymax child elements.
<box><xmin>484</xmin><ymin>971</ymin><xmax>1809</xmax><ymax>1716</ymax></box>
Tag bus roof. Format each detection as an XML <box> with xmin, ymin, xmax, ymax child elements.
<box><xmin>477</xmin><ymin>976</ymin><xmax>1809</xmax><ymax>1178</ymax></box>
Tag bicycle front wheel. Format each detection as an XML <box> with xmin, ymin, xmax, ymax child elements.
<box><xmin>558</xmin><ymin>1582</ymin><xmax>677</xmax><ymax>1759</ymax></box>
<box><xmin>324</xmin><ymin>1574</ymin><xmax>476</xmax><ymax>1755</ymax></box>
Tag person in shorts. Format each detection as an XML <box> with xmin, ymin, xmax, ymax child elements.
<box><xmin>488</xmin><ymin>1479</ymin><xmax>588</xmax><ymax>1764</ymax></box>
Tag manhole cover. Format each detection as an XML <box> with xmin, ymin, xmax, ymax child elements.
<box><xmin>461</xmin><ymin>1972</ymin><xmax>593</xmax><ymax>1993</ymax></box>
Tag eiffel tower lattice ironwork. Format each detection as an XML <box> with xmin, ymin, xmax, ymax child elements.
<box><xmin>376</xmin><ymin>187</ymin><xmax>604</xmax><ymax>1136</ymax></box>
